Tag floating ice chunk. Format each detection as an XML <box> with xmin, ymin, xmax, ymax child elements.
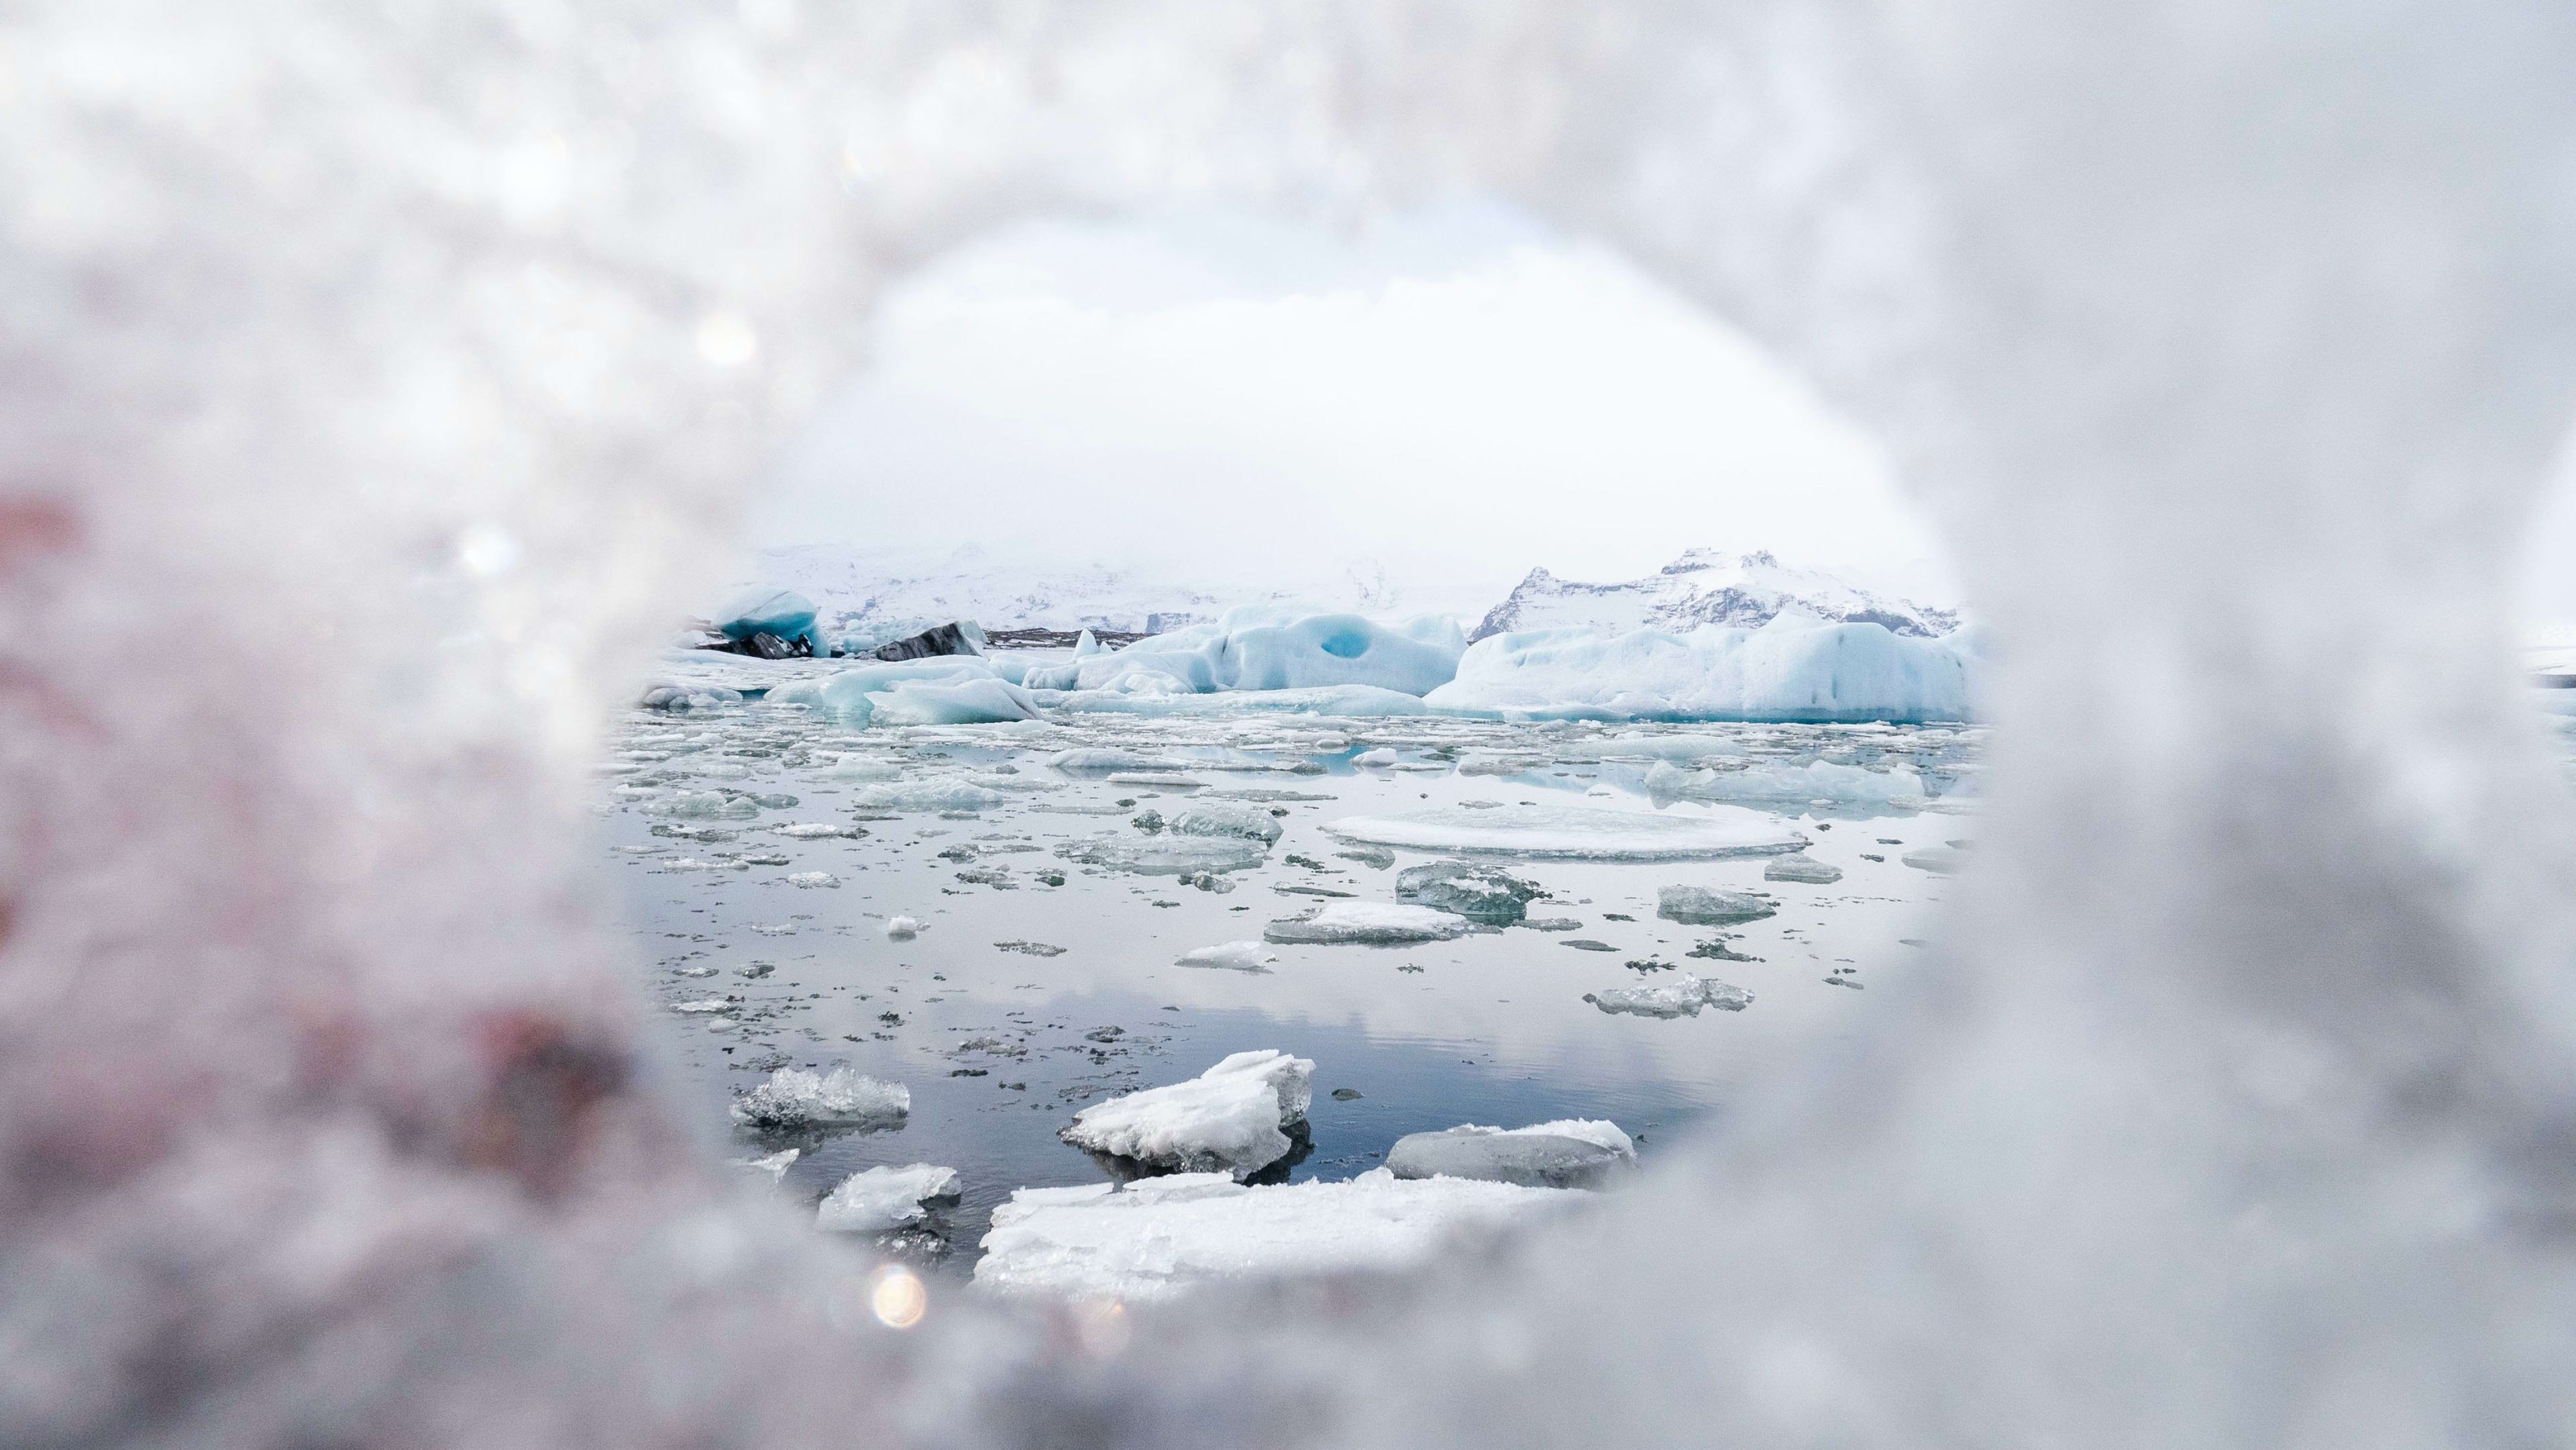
<box><xmin>660</xmin><ymin>857</ymin><xmax>747</xmax><ymax>873</ymax></box>
<box><xmin>1656</xmin><ymin>885</ymin><xmax>1778</xmax><ymax>925</ymax></box>
<box><xmin>1425</xmin><ymin>614</ymin><xmax>1983</xmax><ymax>723</ymax></box>
<box><xmin>1583</xmin><ymin>975</ymin><xmax>1754</xmax><ymax>1018</ymax></box>
<box><xmin>1327</xmin><ymin>803</ymin><xmax>1804</xmax><ymax>861</ymax></box>
<box><xmin>1049</xmin><ymin>748</ymin><xmax>1191</xmax><ymax>773</ymax></box>
<box><xmin>1457</xmin><ymin>751</ymin><xmax>1550</xmax><ymax>776</ymax></box>
<box><xmin>1060</xmin><ymin>1049</ymin><xmax>1313</xmax><ymax>1176</ymax></box>
<box><xmin>773</xmin><ymin>822</ymin><xmax>861</xmax><ymax>838</ymax></box>
<box><xmin>973</xmin><ymin>1168</ymin><xmax>1579</xmax><ymax>1302</ymax></box>
<box><xmin>640</xmin><ymin>683</ymin><xmax>745</xmax><ymax>711</ymax></box>
<box><xmin>1763</xmin><ymin>853</ymin><xmax>1844</xmax><ymax>884</ymax></box>
<box><xmin>1264</xmin><ymin>902</ymin><xmax>1477</xmax><ymax>945</ymax></box>
<box><xmin>1395</xmin><ymin>861</ymin><xmax>1543</xmax><ymax>925</ymax></box>
<box><xmin>1177</xmin><ymin>941</ymin><xmax>1279</xmax><ymax>972</ymax></box>
<box><xmin>1644</xmin><ymin>758</ymin><xmax>1930</xmax><ymax>812</ymax></box>
<box><xmin>1104</xmin><ymin>772</ymin><xmax>1205</xmax><ymax>788</ymax></box>
<box><xmin>670</xmin><ymin>996</ymin><xmax>734</xmax><ymax>1014</ymax></box>
<box><xmin>639</xmin><ymin>790</ymin><xmax>761</xmax><ymax>821</ymax></box>
<box><xmin>1167</xmin><ymin>801</ymin><xmax>1283</xmax><ymax>845</ymax></box>
<box><xmin>1902</xmin><ymin>846</ymin><xmax>1967</xmax><ymax>874</ymax></box>
<box><xmin>731</xmin><ymin>1147</ymin><xmax>799</xmax><ymax>1182</ymax></box>
<box><xmin>1055</xmin><ymin>836</ymin><xmax>1266</xmax><ymax>875</ymax></box>
<box><xmin>786</xmin><ymin>871</ymin><xmax>839</xmax><ymax>888</ymax></box>
<box><xmin>1042</xmin><ymin>611</ymin><xmax>1466</xmax><ymax>696</ymax></box>
<box><xmin>819</xmin><ymin>758</ymin><xmax>902</xmax><ymax>782</ymax></box>
<box><xmin>885</xmin><ymin>915</ymin><xmax>920</xmax><ymax>939</ymax></box>
<box><xmin>1352</xmin><ymin>747</ymin><xmax>1399</xmax><ymax>766</ymax></box>
<box><xmin>815</xmin><ymin>1163</ymin><xmax>961</xmax><ymax>1233</ymax></box>
<box><xmin>847</xmin><ymin>777</ymin><xmax>1010</xmax><ymax>813</ymax></box>
<box><xmin>810</xmin><ymin>660</ymin><xmax>1038</xmax><ymax>729</ymax></box>
<box><xmin>729</xmin><ymin>1066</ymin><xmax>910</xmax><ymax>1129</ymax></box>
<box><xmin>1385</xmin><ymin>1121</ymin><xmax>1637</xmax><ymax>1190</ymax></box>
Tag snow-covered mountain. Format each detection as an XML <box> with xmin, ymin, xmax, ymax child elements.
<box><xmin>1469</xmin><ymin>548</ymin><xmax>1962</xmax><ymax>641</ymax></box>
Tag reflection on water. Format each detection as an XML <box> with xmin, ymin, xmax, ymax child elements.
<box><xmin>600</xmin><ymin>688</ymin><xmax>1984</xmax><ymax>1272</ymax></box>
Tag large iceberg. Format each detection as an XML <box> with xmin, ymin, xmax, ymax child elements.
<box><xmin>1424</xmin><ymin>612</ymin><xmax>1984</xmax><ymax>723</ymax></box>
<box><xmin>1059</xmin><ymin>1049</ymin><xmax>1314</xmax><ymax>1176</ymax></box>
<box><xmin>973</xmin><ymin>1168</ymin><xmax>1582</xmax><ymax>1301</ymax></box>
<box><xmin>1022</xmin><ymin>607</ymin><xmax>1466</xmax><ymax>696</ymax></box>
<box><xmin>710</xmin><ymin>587</ymin><xmax>825</xmax><ymax>654</ymax></box>
<box><xmin>769</xmin><ymin>658</ymin><xmax>1040</xmax><ymax>728</ymax></box>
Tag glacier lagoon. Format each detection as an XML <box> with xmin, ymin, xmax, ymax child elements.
<box><xmin>601</xmin><ymin>654</ymin><xmax>1987</xmax><ymax>1276</ymax></box>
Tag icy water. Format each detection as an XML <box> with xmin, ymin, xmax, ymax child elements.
<box><xmin>598</xmin><ymin>682</ymin><xmax>1986</xmax><ymax>1274</ymax></box>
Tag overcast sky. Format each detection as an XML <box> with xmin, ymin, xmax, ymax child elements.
<box><xmin>755</xmin><ymin>203</ymin><xmax>1962</xmax><ymax>615</ymax></box>
<box><xmin>753</xmin><ymin>201</ymin><xmax>2576</xmax><ymax>626</ymax></box>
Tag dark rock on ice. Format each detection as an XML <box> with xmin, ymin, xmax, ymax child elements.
<box><xmin>873</xmin><ymin>621</ymin><xmax>985</xmax><ymax>661</ymax></box>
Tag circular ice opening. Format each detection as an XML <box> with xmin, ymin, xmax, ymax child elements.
<box><xmin>1319</xmin><ymin>629</ymin><xmax>1372</xmax><ymax>659</ymax></box>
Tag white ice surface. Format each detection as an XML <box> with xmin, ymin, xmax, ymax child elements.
<box><xmin>1024</xmin><ymin>608</ymin><xmax>1465</xmax><ymax>696</ymax></box>
<box><xmin>1177</xmin><ymin>941</ymin><xmax>1279</xmax><ymax>971</ymax></box>
<box><xmin>729</xmin><ymin>1067</ymin><xmax>911</xmax><ymax>1129</ymax></box>
<box><xmin>1582</xmin><ymin>975</ymin><xmax>1754</xmax><ymax>1018</ymax></box>
<box><xmin>1326</xmin><ymin>803</ymin><xmax>1805</xmax><ymax>860</ymax></box>
<box><xmin>1263</xmin><ymin>901</ymin><xmax>1477</xmax><ymax>945</ymax></box>
<box><xmin>1059</xmin><ymin>1049</ymin><xmax>1313</xmax><ymax>1176</ymax></box>
<box><xmin>814</xmin><ymin>1163</ymin><xmax>961</xmax><ymax>1233</ymax></box>
<box><xmin>973</xmin><ymin>1168</ymin><xmax>1582</xmax><ymax>1302</ymax></box>
<box><xmin>1426</xmin><ymin>612</ymin><xmax>1983</xmax><ymax>723</ymax></box>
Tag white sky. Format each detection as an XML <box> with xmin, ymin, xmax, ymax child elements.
<box><xmin>756</xmin><ymin>203</ymin><xmax>1960</xmax><ymax>615</ymax></box>
<box><xmin>751</xmin><ymin>200</ymin><xmax>2576</xmax><ymax>628</ymax></box>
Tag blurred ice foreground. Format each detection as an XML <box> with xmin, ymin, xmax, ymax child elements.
<box><xmin>7</xmin><ymin>2</ymin><xmax>2576</xmax><ymax>1447</ymax></box>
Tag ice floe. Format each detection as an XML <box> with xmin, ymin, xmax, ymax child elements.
<box><xmin>1060</xmin><ymin>1049</ymin><xmax>1313</xmax><ymax>1176</ymax></box>
<box><xmin>1165</xmin><ymin>800</ymin><xmax>1283</xmax><ymax>845</ymax></box>
<box><xmin>1177</xmin><ymin>941</ymin><xmax>1279</xmax><ymax>972</ymax></box>
<box><xmin>1264</xmin><ymin>902</ymin><xmax>1479</xmax><ymax>945</ymax></box>
<box><xmin>847</xmin><ymin>776</ymin><xmax>1012</xmax><ymax>813</ymax></box>
<box><xmin>1327</xmin><ymin>803</ymin><xmax>1804</xmax><ymax>861</ymax></box>
<box><xmin>973</xmin><ymin>1168</ymin><xmax>1580</xmax><ymax>1301</ymax></box>
<box><xmin>729</xmin><ymin>1066</ymin><xmax>910</xmax><ymax>1129</ymax></box>
<box><xmin>1054</xmin><ymin>835</ymin><xmax>1267</xmax><ymax>876</ymax></box>
<box><xmin>1643</xmin><ymin>757</ymin><xmax>1931</xmax><ymax>812</ymax></box>
<box><xmin>1394</xmin><ymin>861</ymin><xmax>1544</xmax><ymax>925</ymax></box>
<box><xmin>1762</xmin><ymin>854</ymin><xmax>1844</xmax><ymax>884</ymax></box>
<box><xmin>1583</xmin><ymin>975</ymin><xmax>1754</xmax><ymax>1018</ymax></box>
<box><xmin>1385</xmin><ymin>1119</ymin><xmax>1637</xmax><ymax>1189</ymax></box>
<box><xmin>1656</xmin><ymin>885</ymin><xmax>1778</xmax><ymax>925</ymax></box>
<box><xmin>815</xmin><ymin>1163</ymin><xmax>961</xmax><ymax>1233</ymax></box>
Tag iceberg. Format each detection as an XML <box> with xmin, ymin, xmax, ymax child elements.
<box><xmin>973</xmin><ymin>1168</ymin><xmax>1581</xmax><ymax>1302</ymax></box>
<box><xmin>1059</xmin><ymin>1049</ymin><xmax>1313</xmax><ymax>1176</ymax></box>
<box><xmin>1327</xmin><ymin>804</ymin><xmax>1805</xmax><ymax>861</ymax></box>
<box><xmin>1385</xmin><ymin>1120</ymin><xmax>1638</xmax><ymax>1190</ymax></box>
<box><xmin>1167</xmin><ymin>801</ymin><xmax>1283</xmax><ymax>845</ymax></box>
<box><xmin>846</xmin><ymin>776</ymin><xmax>1012</xmax><ymax>813</ymax></box>
<box><xmin>1022</xmin><ymin>608</ymin><xmax>1467</xmax><ymax>697</ymax></box>
<box><xmin>1043</xmin><ymin>684</ymin><xmax>1438</xmax><ymax>718</ymax></box>
<box><xmin>1263</xmin><ymin>902</ymin><xmax>1479</xmax><ymax>945</ymax></box>
<box><xmin>806</xmin><ymin>659</ymin><xmax>1040</xmax><ymax>729</ymax></box>
<box><xmin>814</xmin><ymin>1163</ymin><xmax>961</xmax><ymax>1233</ymax></box>
<box><xmin>1656</xmin><ymin>885</ymin><xmax>1778</xmax><ymax>925</ymax></box>
<box><xmin>1394</xmin><ymin>861</ymin><xmax>1544</xmax><ymax>925</ymax></box>
<box><xmin>1054</xmin><ymin>835</ymin><xmax>1267</xmax><ymax>875</ymax></box>
<box><xmin>1583</xmin><ymin>975</ymin><xmax>1754</xmax><ymax>1018</ymax></box>
<box><xmin>1177</xmin><ymin>941</ymin><xmax>1279</xmax><ymax>972</ymax></box>
<box><xmin>1424</xmin><ymin>613</ymin><xmax>1984</xmax><ymax>723</ymax></box>
<box><xmin>639</xmin><ymin>683</ymin><xmax>745</xmax><ymax>711</ymax></box>
<box><xmin>728</xmin><ymin>1066</ymin><xmax>910</xmax><ymax>1129</ymax></box>
<box><xmin>711</xmin><ymin>587</ymin><xmax>824</xmax><ymax>654</ymax></box>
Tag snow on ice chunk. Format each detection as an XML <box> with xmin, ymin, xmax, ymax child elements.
<box><xmin>1395</xmin><ymin>861</ymin><xmax>1544</xmax><ymax>925</ymax></box>
<box><xmin>884</xmin><ymin>915</ymin><xmax>920</xmax><ymax>939</ymax></box>
<box><xmin>729</xmin><ymin>1066</ymin><xmax>910</xmax><ymax>1129</ymax></box>
<box><xmin>1166</xmin><ymin>800</ymin><xmax>1283</xmax><ymax>845</ymax></box>
<box><xmin>1644</xmin><ymin>758</ymin><xmax>1930</xmax><ymax>813</ymax></box>
<box><xmin>1055</xmin><ymin>835</ymin><xmax>1267</xmax><ymax>876</ymax></box>
<box><xmin>1328</xmin><ymin>803</ymin><xmax>1804</xmax><ymax>861</ymax></box>
<box><xmin>1060</xmin><ymin>1049</ymin><xmax>1313</xmax><ymax>1176</ymax></box>
<box><xmin>786</xmin><ymin>871</ymin><xmax>839</xmax><ymax>888</ymax></box>
<box><xmin>1264</xmin><ymin>901</ymin><xmax>1477</xmax><ymax>945</ymax></box>
<box><xmin>1764</xmin><ymin>853</ymin><xmax>1844</xmax><ymax>884</ymax></box>
<box><xmin>669</xmin><ymin>996</ymin><xmax>733</xmax><ymax>1014</ymax></box>
<box><xmin>1657</xmin><ymin>885</ymin><xmax>1779</xmax><ymax>925</ymax></box>
<box><xmin>1027</xmin><ymin>610</ymin><xmax>1465</xmax><ymax>696</ymax></box>
<box><xmin>1584</xmin><ymin>975</ymin><xmax>1754</xmax><ymax>1018</ymax></box>
<box><xmin>1424</xmin><ymin>613</ymin><xmax>1984</xmax><ymax>723</ymax></box>
<box><xmin>814</xmin><ymin>1163</ymin><xmax>961</xmax><ymax>1233</ymax></box>
<box><xmin>1177</xmin><ymin>941</ymin><xmax>1279</xmax><ymax>972</ymax></box>
<box><xmin>772</xmin><ymin>822</ymin><xmax>860</xmax><ymax>838</ymax></box>
<box><xmin>1385</xmin><ymin>1121</ymin><xmax>1638</xmax><ymax>1190</ymax></box>
<box><xmin>973</xmin><ymin>1168</ymin><xmax>1580</xmax><ymax>1302</ymax></box>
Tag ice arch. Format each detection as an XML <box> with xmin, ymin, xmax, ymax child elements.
<box><xmin>6</xmin><ymin>3</ymin><xmax>2576</xmax><ymax>1447</ymax></box>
